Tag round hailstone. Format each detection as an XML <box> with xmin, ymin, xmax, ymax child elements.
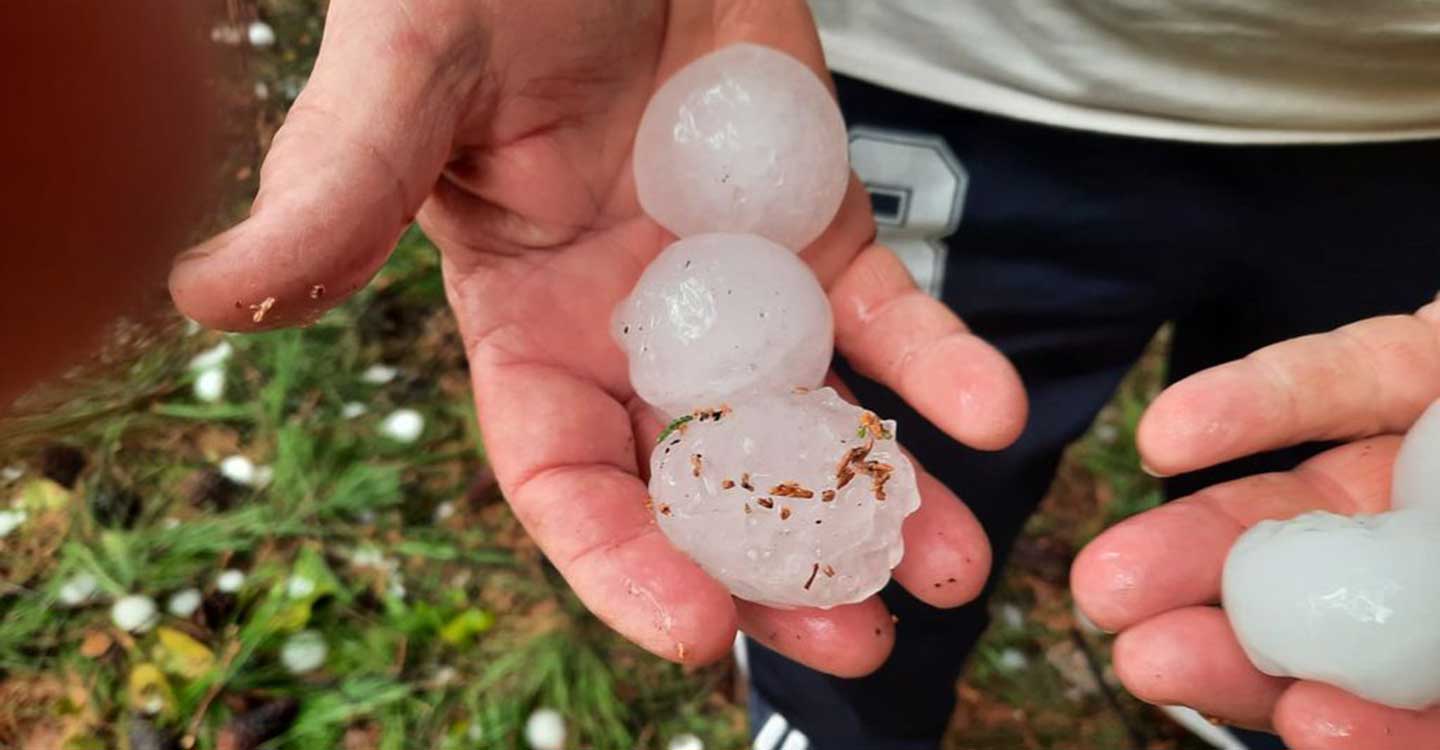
<box><xmin>58</xmin><ymin>573</ymin><xmax>99</xmax><ymax>607</ymax></box>
<box><xmin>215</xmin><ymin>569</ymin><xmax>246</xmax><ymax>593</ymax></box>
<box><xmin>648</xmin><ymin>387</ymin><xmax>919</xmax><ymax>608</ymax></box>
<box><xmin>380</xmin><ymin>409</ymin><xmax>425</xmax><ymax>443</ymax></box>
<box><xmin>281</xmin><ymin>630</ymin><xmax>328</xmax><ymax>674</ymax></box>
<box><xmin>1223</xmin><ymin>509</ymin><xmax>1440</xmax><ymax>709</ymax></box>
<box><xmin>613</xmin><ymin>233</ymin><xmax>832</xmax><ymax>418</ymax></box>
<box><xmin>667</xmin><ymin>733</ymin><xmax>704</xmax><ymax>750</ymax></box>
<box><xmin>523</xmin><ymin>708</ymin><xmax>566</xmax><ymax>750</ymax></box>
<box><xmin>111</xmin><ymin>595</ymin><xmax>159</xmax><ymax>633</ymax></box>
<box><xmin>341</xmin><ymin>402</ymin><xmax>368</xmax><ymax>419</ymax></box>
<box><xmin>247</xmin><ymin>20</ymin><xmax>276</xmax><ymax>48</ymax></box>
<box><xmin>633</xmin><ymin>43</ymin><xmax>849</xmax><ymax>250</ymax></box>
<box><xmin>188</xmin><ymin>341</ymin><xmax>233</xmax><ymax>371</ymax></box>
<box><xmin>167</xmin><ymin>588</ymin><xmax>203</xmax><ymax>618</ymax></box>
<box><xmin>219</xmin><ymin>455</ymin><xmax>256</xmax><ymax>486</ymax></box>
<box><xmin>1393</xmin><ymin>399</ymin><xmax>1440</xmax><ymax>513</ymax></box>
<box><xmin>361</xmin><ymin>364</ymin><xmax>399</xmax><ymax>385</ymax></box>
<box><xmin>0</xmin><ymin>509</ymin><xmax>26</xmax><ymax>538</ymax></box>
<box><xmin>193</xmin><ymin>368</ymin><xmax>226</xmax><ymax>403</ymax></box>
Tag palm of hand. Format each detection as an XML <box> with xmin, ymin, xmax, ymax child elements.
<box><xmin>173</xmin><ymin>0</ymin><xmax>1026</xmax><ymax>674</ymax></box>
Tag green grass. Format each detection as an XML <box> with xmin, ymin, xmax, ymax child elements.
<box><xmin>0</xmin><ymin>230</ymin><xmax>742</xmax><ymax>749</ymax></box>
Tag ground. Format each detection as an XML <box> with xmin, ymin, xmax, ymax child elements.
<box><xmin>0</xmin><ymin>3</ymin><xmax>1212</xmax><ymax>749</ymax></box>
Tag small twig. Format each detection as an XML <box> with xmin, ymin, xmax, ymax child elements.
<box><xmin>1069</xmin><ymin>628</ymin><xmax>1146</xmax><ymax>750</ymax></box>
<box><xmin>184</xmin><ymin>639</ymin><xmax>243</xmax><ymax>748</ymax></box>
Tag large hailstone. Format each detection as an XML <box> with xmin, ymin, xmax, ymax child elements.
<box><xmin>1223</xmin><ymin>401</ymin><xmax>1440</xmax><ymax>709</ymax></box>
<box><xmin>633</xmin><ymin>43</ymin><xmax>850</xmax><ymax>251</ymax></box>
<box><xmin>648</xmin><ymin>387</ymin><xmax>919</xmax><ymax>608</ymax></box>
<box><xmin>1392</xmin><ymin>398</ymin><xmax>1440</xmax><ymax>513</ymax></box>
<box><xmin>613</xmin><ymin>233</ymin><xmax>832</xmax><ymax>418</ymax></box>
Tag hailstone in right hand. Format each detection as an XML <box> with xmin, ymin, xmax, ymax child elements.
<box><xmin>633</xmin><ymin>43</ymin><xmax>850</xmax><ymax>251</ymax></box>
<box><xmin>612</xmin><ymin>233</ymin><xmax>832</xmax><ymax>418</ymax></box>
<box><xmin>1223</xmin><ymin>397</ymin><xmax>1440</xmax><ymax>710</ymax></box>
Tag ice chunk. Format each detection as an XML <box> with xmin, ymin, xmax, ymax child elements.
<box><xmin>1393</xmin><ymin>398</ymin><xmax>1440</xmax><ymax>513</ymax></box>
<box><xmin>1223</xmin><ymin>509</ymin><xmax>1440</xmax><ymax>709</ymax></box>
<box><xmin>648</xmin><ymin>388</ymin><xmax>919</xmax><ymax>608</ymax></box>
<box><xmin>613</xmin><ymin>233</ymin><xmax>832</xmax><ymax>418</ymax></box>
<box><xmin>633</xmin><ymin>44</ymin><xmax>849</xmax><ymax>250</ymax></box>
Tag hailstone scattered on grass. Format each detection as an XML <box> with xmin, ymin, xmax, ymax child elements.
<box><xmin>167</xmin><ymin>588</ymin><xmax>203</xmax><ymax>618</ymax></box>
<box><xmin>1224</xmin><ymin>398</ymin><xmax>1440</xmax><ymax>710</ymax></box>
<box><xmin>111</xmin><ymin>595</ymin><xmax>159</xmax><ymax>633</ymax></box>
<box><xmin>281</xmin><ymin>630</ymin><xmax>328</xmax><ymax>674</ymax></box>
<box><xmin>633</xmin><ymin>43</ymin><xmax>849</xmax><ymax>250</ymax></box>
<box><xmin>523</xmin><ymin>708</ymin><xmax>566</xmax><ymax>750</ymax></box>
<box><xmin>612</xmin><ymin>233</ymin><xmax>832</xmax><ymax>418</ymax></box>
<box><xmin>380</xmin><ymin>409</ymin><xmax>425</xmax><ymax>443</ymax></box>
<box><xmin>648</xmin><ymin>388</ymin><xmax>918</xmax><ymax>608</ymax></box>
<box><xmin>215</xmin><ymin>569</ymin><xmax>246</xmax><ymax>593</ymax></box>
<box><xmin>58</xmin><ymin>573</ymin><xmax>98</xmax><ymax>607</ymax></box>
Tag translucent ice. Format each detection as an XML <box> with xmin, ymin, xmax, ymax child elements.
<box><xmin>613</xmin><ymin>233</ymin><xmax>832</xmax><ymax>418</ymax></box>
<box><xmin>648</xmin><ymin>388</ymin><xmax>919</xmax><ymax>609</ymax></box>
<box><xmin>1224</xmin><ymin>510</ymin><xmax>1440</xmax><ymax>709</ymax></box>
<box><xmin>1393</xmin><ymin>399</ymin><xmax>1440</xmax><ymax>513</ymax></box>
<box><xmin>633</xmin><ymin>43</ymin><xmax>850</xmax><ymax>251</ymax></box>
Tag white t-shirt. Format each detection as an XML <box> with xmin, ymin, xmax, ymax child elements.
<box><xmin>811</xmin><ymin>1</ymin><xmax>1440</xmax><ymax>143</ymax></box>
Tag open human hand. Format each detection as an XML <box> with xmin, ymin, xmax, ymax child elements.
<box><xmin>170</xmin><ymin>0</ymin><xmax>1026</xmax><ymax>675</ymax></box>
<box><xmin>1073</xmin><ymin>300</ymin><xmax>1440</xmax><ymax>748</ymax></box>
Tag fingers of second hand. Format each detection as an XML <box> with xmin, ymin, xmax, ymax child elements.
<box><xmin>827</xmin><ymin>244</ymin><xmax>1027</xmax><ymax>451</ymax></box>
<box><xmin>1138</xmin><ymin>314</ymin><xmax>1440</xmax><ymax>477</ymax></box>
<box><xmin>1111</xmin><ymin>606</ymin><xmax>1289</xmax><ymax>731</ymax></box>
<box><xmin>735</xmin><ymin>595</ymin><xmax>895</xmax><ymax>678</ymax></box>
<box><xmin>1274</xmin><ymin>681</ymin><xmax>1440</xmax><ymax>750</ymax></box>
<box><xmin>1072</xmin><ymin>437</ymin><xmax>1403</xmax><ymax>633</ymax></box>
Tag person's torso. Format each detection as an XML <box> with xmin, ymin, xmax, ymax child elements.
<box><xmin>810</xmin><ymin>0</ymin><xmax>1440</xmax><ymax>143</ymax></box>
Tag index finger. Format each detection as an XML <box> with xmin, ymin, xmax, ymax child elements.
<box><xmin>1138</xmin><ymin>303</ymin><xmax>1440</xmax><ymax>477</ymax></box>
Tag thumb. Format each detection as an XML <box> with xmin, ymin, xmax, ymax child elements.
<box><xmin>170</xmin><ymin>2</ymin><xmax>484</xmax><ymax>330</ymax></box>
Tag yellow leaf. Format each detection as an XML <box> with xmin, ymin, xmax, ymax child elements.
<box><xmin>127</xmin><ymin>663</ymin><xmax>175</xmax><ymax>718</ymax></box>
<box><xmin>15</xmin><ymin>478</ymin><xmax>70</xmax><ymax>512</ymax></box>
<box><xmin>153</xmin><ymin>627</ymin><xmax>216</xmax><ymax>680</ymax></box>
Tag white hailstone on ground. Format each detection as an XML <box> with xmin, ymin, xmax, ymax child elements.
<box><xmin>167</xmin><ymin>588</ymin><xmax>203</xmax><ymax>618</ymax></box>
<box><xmin>613</xmin><ymin>233</ymin><xmax>832</xmax><ymax>418</ymax></box>
<box><xmin>58</xmin><ymin>573</ymin><xmax>99</xmax><ymax>607</ymax></box>
<box><xmin>188</xmin><ymin>341</ymin><xmax>233</xmax><ymax>371</ymax></box>
<box><xmin>523</xmin><ymin>708</ymin><xmax>566</xmax><ymax>750</ymax></box>
<box><xmin>111</xmin><ymin>595</ymin><xmax>159</xmax><ymax>633</ymax></box>
<box><xmin>247</xmin><ymin>20</ymin><xmax>276</xmax><ymax>48</ymax></box>
<box><xmin>280</xmin><ymin>630</ymin><xmax>328</xmax><ymax>674</ymax></box>
<box><xmin>341</xmin><ymin>401</ymin><xmax>368</xmax><ymax>419</ymax></box>
<box><xmin>633</xmin><ymin>43</ymin><xmax>849</xmax><ymax>250</ymax></box>
<box><xmin>380</xmin><ymin>409</ymin><xmax>425</xmax><ymax>443</ymax></box>
<box><xmin>1392</xmin><ymin>398</ymin><xmax>1440</xmax><ymax>513</ymax></box>
<box><xmin>1223</xmin><ymin>405</ymin><xmax>1440</xmax><ymax>710</ymax></box>
<box><xmin>667</xmin><ymin>733</ymin><xmax>704</xmax><ymax>750</ymax></box>
<box><xmin>286</xmin><ymin>575</ymin><xmax>316</xmax><ymax>599</ymax></box>
<box><xmin>1</xmin><ymin>465</ymin><xmax>21</xmax><ymax>483</ymax></box>
<box><xmin>193</xmin><ymin>368</ymin><xmax>226</xmax><ymax>403</ymax></box>
<box><xmin>649</xmin><ymin>387</ymin><xmax>919</xmax><ymax>608</ymax></box>
<box><xmin>434</xmin><ymin>501</ymin><xmax>456</xmax><ymax>522</ymax></box>
<box><xmin>1224</xmin><ymin>509</ymin><xmax>1440</xmax><ymax>709</ymax></box>
<box><xmin>995</xmin><ymin>648</ymin><xmax>1029</xmax><ymax>674</ymax></box>
<box><xmin>219</xmin><ymin>455</ymin><xmax>256</xmax><ymax>486</ymax></box>
<box><xmin>215</xmin><ymin>569</ymin><xmax>246</xmax><ymax>593</ymax></box>
<box><xmin>998</xmin><ymin>603</ymin><xmax>1025</xmax><ymax>631</ymax></box>
<box><xmin>0</xmin><ymin>509</ymin><xmax>27</xmax><ymax>538</ymax></box>
<box><xmin>361</xmin><ymin>364</ymin><xmax>399</xmax><ymax>384</ymax></box>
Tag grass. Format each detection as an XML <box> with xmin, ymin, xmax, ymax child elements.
<box><xmin>0</xmin><ymin>2</ymin><xmax>1216</xmax><ymax>748</ymax></box>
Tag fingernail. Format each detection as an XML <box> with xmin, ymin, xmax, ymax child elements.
<box><xmin>1140</xmin><ymin>460</ymin><xmax>1171</xmax><ymax>479</ymax></box>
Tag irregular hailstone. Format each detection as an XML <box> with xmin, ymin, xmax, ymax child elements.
<box><xmin>633</xmin><ymin>43</ymin><xmax>850</xmax><ymax>250</ymax></box>
<box><xmin>1224</xmin><ymin>398</ymin><xmax>1440</xmax><ymax>709</ymax></box>
<box><xmin>1224</xmin><ymin>509</ymin><xmax>1440</xmax><ymax>709</ymax></box>
<box><xmin>649</xmin><ymin>387</ymin><xmax>919</xmax><ymax>608</ymax></box>
<box><xmin>613</xmin><ymin>233</ymin><xmax>832</xmax><ymax>418</ymax></box>
<box><xmin>1392</xmin><ymin>398</ymin><xmax>1440</xmax><ymax>513</ymax></box>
